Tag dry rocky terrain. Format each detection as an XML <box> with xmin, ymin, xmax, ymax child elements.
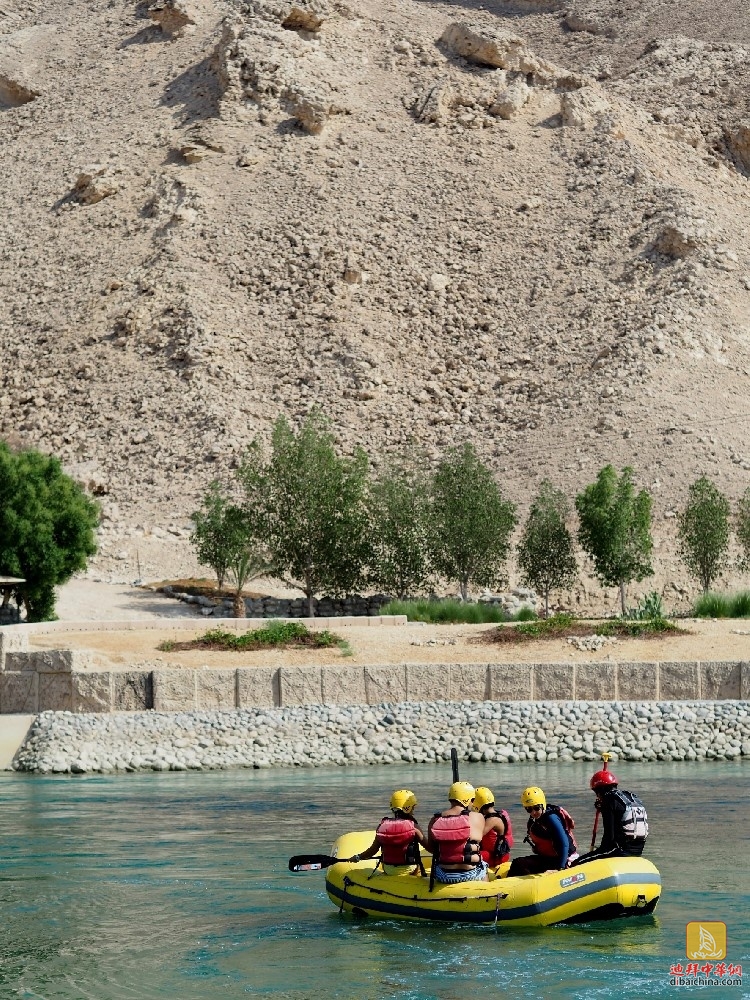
<box><xmin>1</xmin><ymin>0</ymin><xmax>750</xmax><ymax>604</ymax></box>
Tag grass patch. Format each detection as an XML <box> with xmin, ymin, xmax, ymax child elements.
<box><xmin>482</xmin><ymin>613</ymin><xmax>686</xmax><ymax>645</ymax></box>
<box><xmin>158</xmin><ymin>620</ymin><xmax>351</xmax><ymax>655</ymax></box>
<box><xmin>380</xmin><ymin>599</ymin><xmax>535</xmax><ymax>624</ymax></box>
<box><xmin>694</xmin><ymin>591</ymin><xmax>750</xmax><ymax>618</ymax></box>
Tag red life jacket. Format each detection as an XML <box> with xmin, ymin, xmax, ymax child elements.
<box><xmin>375</xmin><ymin>817</ymin><xmax>418</xmax><ymax>865</ymax></box>
<box><xmin>430</xmin><ymin>810</ymin><xmax>480</xmax><ymax>864</ymax></box>
<box><xmin>480</xmin><ymin>808</ymin><xmax>514</xmax><ymax>864</ymax></box>
<box><xmin>526</xmin><ymin>804</ymin><xmax>577</xmax><ymax>858</ymax></box>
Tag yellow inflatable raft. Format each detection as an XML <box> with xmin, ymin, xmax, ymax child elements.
<box><xmin>325</xmin><ymin>831</ymin><xmax>661</xmax><ymax>926</ymax></box>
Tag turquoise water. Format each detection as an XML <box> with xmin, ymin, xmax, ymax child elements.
<box><xmin>1</xmin><ymin>760</ymin><xmax>748</xmax><ymax>999</ymax></box>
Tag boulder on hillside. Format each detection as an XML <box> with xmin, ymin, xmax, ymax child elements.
<box><xmin>73</xmin><ymin>164</ymin><xmax>120</xmax><ymax>205</ymax></box>
<box><xmin>214</xmin><ymin>15</ymin><xmax>345</xmax><ymax>134</ymax></box>
<box><xmin>561</xmin><ymin>84</ymin><xmax>611</xmax><ymax>127</ymax></box>
<box><xmin>148</xmin><ymin>0</ymin><xmax>198</xmax><ymax>37</ymax></box>
<box><xmin>440</xmin><ymin>21</ymin><xmax>579</xmax><ymax>86</ymax></box>
<box><xmin>489</xmin><ymin>77</ymin><xmax>531</xmax><ymax>119</ymax></box>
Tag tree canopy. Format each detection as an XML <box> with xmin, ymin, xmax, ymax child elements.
<box><xmin>0</xmin><ymin>443</ymin><xmax>99</xmax><ymax>621</ymax></box>
<box><xmin>429</xmin><ymin>442</ymin><xmax>517</xmax><ymax>601</ymax></box>
<box><xmin>190</xmin><ymin>480</ymin><xmax>244</xmax><ymax>590</ymax></box>
<box><xmin>368</xmin><ymin>453</ymin><xmax>432</xmax><ymax>599</ymax></box>
<box><xmin>575</xmin><ymin>464</ymin><xmax>653</xmax><ymax>615</ymax></box>
<box><xmin>240</xmin><ymin>411</ymin><xmax>370</xmax><ymax>616</ymax></box>
<box><xmin>678</xmin><ymin>475</ymin><xmax>730</xmax><ymax>593</ymax></box>
<box><xmin>517</xmin><ymin>479</ymin><xmax>577</xmax><ymax>617</ymax></box>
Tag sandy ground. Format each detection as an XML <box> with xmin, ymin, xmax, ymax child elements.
<box><xmin>27</xmin><ymin>618</ymin><xmax>750</xmax><ymax>670</ymax></box>
<box><xmin>54</xmin><ymin>579</ymin><xmax>198</xmax><ymax>621</ymax></box>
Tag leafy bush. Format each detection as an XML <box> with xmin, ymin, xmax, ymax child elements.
<box><xmin>625</xmin><ymin>591</ymin><xmax>664</xmax><ymax>621</ymax></box>
<box><xmin>158</xmin><ymin>621</ymin><xmax>348</xmax><ymax>652</ymax></box>
<box><xmin>515</xmin><ymin>613</ymin><xmax>576</xmax><ymax>638</ymax></box>
<box><xmin>694</xmin><ymin>591</ymin><xmax>750</xmax><ymax>618</ymax></box>
<box><xmin>596</xmin><ymin>617</ymin><xmax>679</xmax><ymax>637</ymax></box>
<box><xmin>380</xmin><ymin>599</ymin><xmax>527</xmax><ymax>624</ymax></box>
<box><xmin>484</xmin><ymin>612</ymin><xmax>683</xmax><ymax>644</ymax></box>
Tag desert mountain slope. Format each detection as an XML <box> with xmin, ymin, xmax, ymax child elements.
<box><xmin>0</xmin><ymin>0</ymin><xmax>749</xmax><ymax>590</ymax></box>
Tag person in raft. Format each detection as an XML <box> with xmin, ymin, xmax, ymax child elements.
<box><xmin>473</xmin><ymin>786</ymin><xmax>513</xmax><ymax>869</ymax></box>
<box><xmin>427</xmin><ymin>781</ymin><xmax>488</xmax><ymax>883</ymax></box>
<box><xmin>507</xmin><ymin>786</ymin><xmax>579</xmax><ymax>876</ymax></box>
<box><xmin>574</xmin><ymin>767</ymin><xmax>649</xmax><ymax>864</ymax></box>
<box><xmin>343</xmin><ymin>789</ymin><xmax>429</xmax><ymax>874</ymax></box>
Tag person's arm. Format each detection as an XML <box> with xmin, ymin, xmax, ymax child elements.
<box><xmin>485</xmin><ymin>816</ymin><xmax>506</xmax><ymax>839</ymax></box>
<box><xmin>346</xmin><ymin>836</ymin><xmax>379</xmax><ymax>863</ymax></box>
<box><xmin>546</xmin><ymin>813</ymin><xmax>570</xmax><ymax>869</ymax></box>
<box><xmin>413</xmin><ymin>823</ymin><xmax>431</xmax><ymax>852</ymax></box>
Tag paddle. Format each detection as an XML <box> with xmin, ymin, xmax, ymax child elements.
<box><xmin>590</xmin><ymin>751</ymin><xmax>612</xmax><ymax>849</ymax></box>
<box><xmin>451</xmin><ymin>747</ymin><xmax>459</xmax><ymax>783</ymax></box>
<box><xmin>288</xmin><ymin>854</ymin><xmax>341</xmax><ymax>872</ymax></box>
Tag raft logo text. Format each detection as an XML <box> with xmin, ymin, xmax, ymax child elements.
<box><xmin>669</xmin><ymin>923</ymin><xmax>742</xmax><ymax>988</ymax></box>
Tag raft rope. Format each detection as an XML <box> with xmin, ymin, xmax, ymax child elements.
<box><xmin>346</xmin><ymin>880</ymin><xmax>508</xmax><ymax>907</ymax></box>
<box><xmin>339</xmin><ymin>875</ymin><xmax>352</xmax><ymax>914</ymax></box>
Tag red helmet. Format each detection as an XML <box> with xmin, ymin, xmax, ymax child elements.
<box><xmin>590</xmin><ymin>769</ymin><xmax>618</xmax><ymax>790</ymax></box>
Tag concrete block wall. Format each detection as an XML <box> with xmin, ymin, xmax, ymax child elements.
<box><xmin>1</xmin><ymin>656</ymin><xmax>749</xmax><ymax>713</ymax></box>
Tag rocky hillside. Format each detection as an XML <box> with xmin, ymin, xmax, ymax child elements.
<box><xmin>1</xmin><ymin>0</ymin><xmax>749</xmax><ymax>595</ymax></box>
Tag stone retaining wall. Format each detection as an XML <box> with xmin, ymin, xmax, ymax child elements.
<box><xmin>1</xmin><ymin>639</ymin><xmax>748</xmax><ymax>714</ymax></box>
<box><xmin>162</xmin><ymin>588</ymin><xmax>393</xmax><ymax>618</ymax></box>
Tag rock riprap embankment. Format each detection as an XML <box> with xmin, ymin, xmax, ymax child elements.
<box><xmin>14</xmin><ymin>701</ymin><xmax>750</xmax><ymax>773</ymax></box>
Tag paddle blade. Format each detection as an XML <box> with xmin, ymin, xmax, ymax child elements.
<box><xmin>288</xmin><ymin>854</ymin><xmax>337</xmax><ymax>872</ymax></box>
<box><xmin>451</xmin><ymin>747</ymin><xmax>460</xmax><ymax>783</ymax></box>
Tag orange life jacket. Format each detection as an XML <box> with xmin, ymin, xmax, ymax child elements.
<box><xmin>430</xmin><ymin>810</ymin><xmax>480</xmax><ymax>864</ymax></box>
<box><xmin>526</xmin><ymin>804</ymin><xmax>577</xmax><ymax>858</ymax></box>
<box><xmin>375</xmin><ymin>817</ymin><xmax>419</xmax><ymax>865</ymax></box>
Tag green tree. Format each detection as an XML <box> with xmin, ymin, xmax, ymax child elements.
<box><xmin>517</xmin><ymin>480</ymin><xmax>577</xmax><ymax>618</ymax></box>
<box><xmin>190</xmin><ymin>481</ymin><xmax>244</xmax><ymax>590</ymax></box>
<box><xmin>223</xmin><ymin>508</ymin><xmax>275</xmax><ymax>619</ymax></box>
<box><xmin>368</xmin><ymin>453</ymin><xmax>432</xmax><ymax>599</ymax></box>
<box><xmin>739</xmin><ymin>487</ymin><xmax>750</xmax><ymax>573</ymax></box>
<box><xmin>240</xmin><ymin>411</ymin><xmax>370</xmax><ymax>617</ymax></box>
<box><xmin>575</xmin><ymin>465</ymin><xmax>653</xmax><ymax>615</ymax></box>
<box><xmin>678</xmin><ymin>475</ymin><xmax>730</xmax><ymax>593</ymax></box>
<box><xmin>429</xmin><ymin>442</ymin><xmax>517</xmax><ymax>601</ymax></box>
<box><xmin>0</xmin><ymin>443</ymin><xmax>99</xmax><ymax>621</ymax></box>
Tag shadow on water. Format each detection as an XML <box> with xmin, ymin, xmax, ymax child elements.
<box><xmin>0</xmin><ymin>760</ymin><xmax>748</xmax><ymax>999</ymax></box>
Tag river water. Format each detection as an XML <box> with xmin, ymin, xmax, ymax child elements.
<box><xmin>1</xmin><ymin>760</ymin><xmax>748</xmax><ymax>999</ymax></box>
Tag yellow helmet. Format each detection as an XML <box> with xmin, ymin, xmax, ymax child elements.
<box><xmin>473</xmin><ymin>786</ymin><xmax>495</xmax><ymax>811</ymax></box>
<box><xmin>448</xmin><ymin>781</ymin><xmax>476</xmax><ymax>806</ymax></box>
<box><xmin>390</xmin><ymin>789</ymin><xmax>417</xmax><ymax>814</ymax></box>
<box><xmin>520</xmin><ymin>786</ymin><xmax>546</xmax><ymax>809</ymax></box>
